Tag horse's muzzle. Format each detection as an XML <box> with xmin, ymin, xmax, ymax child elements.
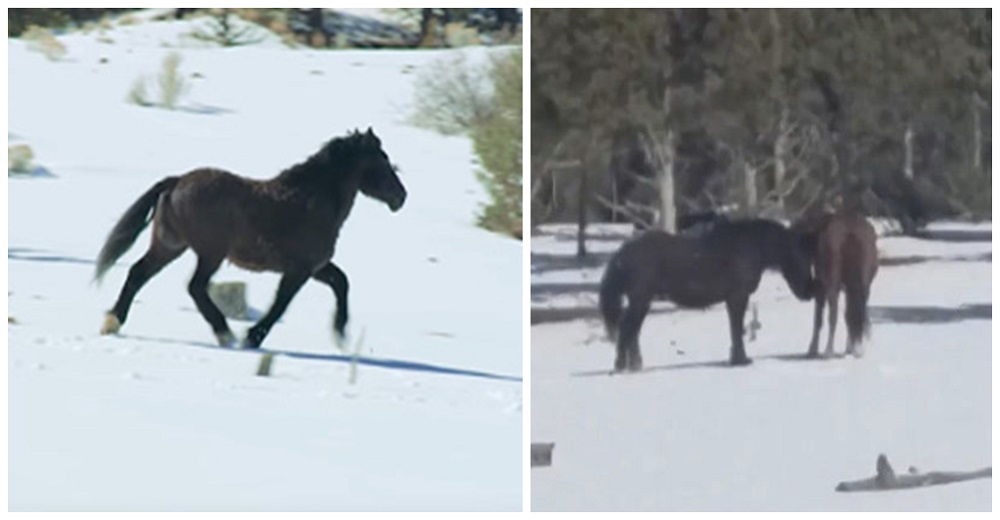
<box><xmin>388</xmin><ymin>191</ymin><xmax>406</xmax><ymax>212</ymax></box>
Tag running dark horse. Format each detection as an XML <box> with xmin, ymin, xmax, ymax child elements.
<box><xmin>793</xmin><ymin>211</ymin><xmax>878</xmax><ymax>358</ymax></box>
<box><xmin>95</xmin><ymin>128</ymin><xmax>407</xmax><ymax>349</ymax></box>
<box><xmin>599</xmin><ymin>219</ymin><xmax>815</xmax><ymax>373</ymax></box>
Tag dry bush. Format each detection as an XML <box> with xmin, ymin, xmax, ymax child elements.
<box><xmin>190</xmin><ymin>9</ymin><xmax>266</xmax><ymax>47</ymax></box>
<box><xmin>126</xmin><ymin>52</ymin><xmax>188</xmax><ymax>110</ymax></box>
<box><xmin>8</xmin><ymin>144</ymin><xmax>34</xmax><ymax>174</ymax></box>
<box><xmin>157</xmin><ymin>52</ymin><xmax>187</xmax><ymax>109</ymax></box>
<box><xmin>22</xmin><ymin>25</ymin><xmax>67</xmax><ymax>61</ymax></box>
<box><xmin>409</xmin><ymin>53</ymin><xmax>493</xmax><ymax>135</ymax></box>
<box><xmin>126</xmin><ymin>76</ymin><xmax>151</xmax><ymax>106</ymax></box>
<box><xmin>444</xmin><ymin>22</ymin><xmax>480</xmax><ymax>48</ymax></box>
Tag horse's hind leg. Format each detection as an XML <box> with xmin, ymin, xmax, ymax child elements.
<box><xmin>806</xmin><ymin>292</ymin><xmax>826</xmax><ymax>357</ymax></box>
<box><xmin>726</xmin><ymin>294</ymin><xmax>752</xmax><ymax>366</ymax></box>
<box><xmin>615</xmin><ymin>293</ymin><xmax>650</xmax><ymax>373</ymax></box>
<box><xmin>187</xmin><ymin>255</ymin><xmax>234</xmax><ymax>346</ymax></box>
<box><xmin>244</xmin><ymin>269</ymin><xmax>311</xmax><ymax>349</ymax></box>
<box><xmin>312</xmin><ymin>262</ymin><xmax>349</xmax><ymax>345</ymax></box>
<box><xmin>101</xmin><ymin>243</ymin><xmax>185</xmax><ymax>335</ymax></box>
<box><xmin>824</xmin><ymin>290</ymin><xmax>840</xmax><ymax>357</ymax></box>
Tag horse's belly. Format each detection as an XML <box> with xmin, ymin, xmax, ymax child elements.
<box><xmin>228</xmin><ymin>241</ymin><xmax>284</xmax><ymax>272</ymax></box>
<box><xmin>657</xmin><ymin>279</ymin><xmax>725</xmax><ymax>308</ymax></box>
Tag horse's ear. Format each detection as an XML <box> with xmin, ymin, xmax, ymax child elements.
<box><xmin>366</xmin><ymin>127</ymin><xmax>374</xmax><ymax>137</ymax></box>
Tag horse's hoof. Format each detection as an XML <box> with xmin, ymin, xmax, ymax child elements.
<box><xmin>805</xmin><ymin>351</ymin><xmax>820</xmax><ymax>359</ymax></box>
<box><xmin>215</xmin><ymin>330</ymin><xmax>237</xmax><ymax>348</ymax></box>
<box><xmin>730</xmin><ymin>357</ymin><xmax>753</xmax><ymax>367</ymax></box>
<box><xmin>100</xmin><ymin>313</ymin><xmax>121</xmax><ymax>335</ymax></box>
<box><xmin>334</xmin><ymin>331</ymin><xmax>348</xmax><ymax>352</ymax></box>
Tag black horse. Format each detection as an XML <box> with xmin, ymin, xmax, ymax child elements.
<box><xmin>95</xmin><ymin>128</ymin><xmax>406</xmax><ymax>349</ymax></box>
<box><xmin>599</xmin><ymin>219</ymin><xmax>815</xmax><ymax>372</ymax></box>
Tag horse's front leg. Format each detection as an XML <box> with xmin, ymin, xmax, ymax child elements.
<box><xmin>806</xmin><ymin>291</ymin><xmax>826</xmax><ymax>358</ymax></box>
<box><xmin>313</xmin><ymin>262</ymin><xmax>349</xmax><ymax>346</ymax></box>
<box><xmin>726</xmin><ymin>294</ymin><xmax>752</xmax><ymax>366</ymax></box>
<box><xmin>243</xmin><ymin>269</ymin><xmax>310</xmax><ymax>349</ymax></box>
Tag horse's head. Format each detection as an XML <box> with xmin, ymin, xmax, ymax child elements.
<box><xmin>790</xmin><ymin>210</ymin><xmax>833</xmax><ymax>258</ymax></box>
<box><xmin>354</xmin><ymin>128</ymin><xmax>407</xmax><ymax>212</ymax></box>
<box><xmin>770</xmin><ymin>222</ymin><xmax>816</xmax><ymax>301</ymax></box>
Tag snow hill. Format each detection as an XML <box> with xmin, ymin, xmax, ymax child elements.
<box><xmin>8</xmin><ymin>13</ymin><xmax>521</xmax><ymax>511</ymax></box>
<box><xmin>531</xmin><ymin>222</ymin><xmax>991</xmax><ymax>511</ymax></box>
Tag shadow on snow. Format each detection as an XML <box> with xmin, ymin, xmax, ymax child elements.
<box><xmin>121</xmin><ymin>334</ymin><xmax>522</xmax><ymax>383</ymax></box>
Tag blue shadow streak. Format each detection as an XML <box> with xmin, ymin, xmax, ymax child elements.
<box><xmin>9</xmin><ymin>248</ymin><xmax>94</xmax><ymax>266</ymax></box>
<box><xmin>125</xmin><ymin>334</ymin><xmax>522</xmax><ymax>384</ymax></box>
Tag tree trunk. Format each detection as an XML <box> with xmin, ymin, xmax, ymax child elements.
<box><xmin>774</xmin><ymin>106</ymin><xmax>790</xmax><ymax>212</ymax></box>
<box><xmin>657</xmin><ymin>128</ymin><xmax>677</xmax><ymax>234</ymax></box>
<box><xmin>642</xmin><ymin>126</ymin><xmax>677</xmax><ymax>234</ymax></box>
<box><xmin>972</xmin><ymin>91</ymin><xmax>983</xmax><ymax>176</ymax></box>
<box><xmin>769</xmin><ymin>9</ymin><xmax>787</xmax><ymax>213</ymax></box>
<box><xmin>744</xmin><ymin>159</ymin><xmax>758</xmax><ymax>214</ymax></box>
<box><xmin>576</xmin><ymin>166</ymin><xmax>588</xmax><ymax>258</ymax></box>
<box><xmin>903</xmin><ymin>123</ymin><xmax>914</xmax><ymax>179</ymax></box>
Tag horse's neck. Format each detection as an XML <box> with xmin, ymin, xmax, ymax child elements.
<box><xmin>330</xmin><ymin>188</ymin><xmax>359</xmax><ymax>227</ymax></box>
<box><xmin>275</xmin><ymin>171</ymin><xmax>362</xmax><ymax>228</ymax></box>
<box><xmin>752</xmin><ymin>227</ymin><xmax>788</xmax><ymax>270</ymax></box>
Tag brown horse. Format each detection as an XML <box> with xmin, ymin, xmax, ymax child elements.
<box><xmin>95</xmin><ymin>128</ymin><xmax>407</xmax><ymax>349</ymax></box>
<box><xmin>793</xmin><ymin>211</ymin><xmax>878</xmax><ymax>358</ymax></box>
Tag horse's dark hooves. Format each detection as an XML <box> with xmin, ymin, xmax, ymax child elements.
<box><xmin>730</xmin><ymin>357</ymin><xmax>753</xmax><ymax>367</ymax></box>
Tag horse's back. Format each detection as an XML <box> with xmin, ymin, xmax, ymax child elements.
<box><xmin>814</xmin><ymin>212</ymin><xmax>878</xmax><ymax>285</ymax></box>
<box><xmin>156</xmin><ymin>168</ymin><xmax>334</xmax><ymax>272</ymax></box>
<box><xmin>616</xmin><ymin>229</ymin><xmax>741</xmax><ymax>306</ymax></box>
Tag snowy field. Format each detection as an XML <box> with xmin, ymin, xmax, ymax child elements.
<box><xmin>531</xmin><ymin>222</ymin><xmax>992</xmax><ymax>511</ymax></box>
<box><xmin>8</xmin><ymin>14</ymin><xmax>521</xmax><ymax>511</ymax></box>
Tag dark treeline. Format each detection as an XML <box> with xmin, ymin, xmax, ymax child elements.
<box><xmin>532</xmin><ymin>9</ymin><xmax>991</xmax><ymax>235</ymax></box>
<box><xmin>9</xmin><ymin>8</ymin><xmax>131</xmax><ymax>35</ymax></box>
<box><xmin>9</xmin><ymin>8</ymin><xmax>522</xmax><ymax>48</ymax></box>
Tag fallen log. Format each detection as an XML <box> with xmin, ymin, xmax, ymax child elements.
<box><xmin>836</xmin><ymin>453</ymin><xmax>991</xmax><ymax>492</ymax></box>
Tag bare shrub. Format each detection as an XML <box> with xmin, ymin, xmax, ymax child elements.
<box><xmin>157</xmin><ymin>52</ymin><xmax>187</xmax><ymax>109</ymax></box>
<box><xmin>409</xmin><ymin>53</ymin><xmax>492</xmax><ymax>135</ymax></box>
<box><xmin>22</xmin><ymin>25</ymin><xmax>67</xmax><ymax>61</ymax></box>
<box><xmin>444</xmin><ymin>22</ymin><xmax>481</xmax><ymax>48</ymax></box>
<box><xmin>126</xmin><ymin>52</ymin><xmax>188</xmax><ymax>110</ymax></box>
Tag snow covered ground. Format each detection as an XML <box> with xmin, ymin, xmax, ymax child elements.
<box><xmin>8</xmin><ymin>14</ymin><xmax>521</xmax><ymax>511</ymax></box>
<box><xmin>531</xmin><ymin>222</ymin><xmax>992</xmax><ymax>511</ymax></box>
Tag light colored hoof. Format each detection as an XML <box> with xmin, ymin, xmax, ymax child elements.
<box><xmin>334</xmin><ymin>331</ymin><xmax>348</xmax><ymax>352</ymax></box>
<box><xmin>215</xmin><ymin>330</ymin><xmax>237</xmax><ymax>348</ymax></box>
<box><xmin>100</xmin><ymin>313</ymin><xmax>121</xmax><ymax>335</ymax></box>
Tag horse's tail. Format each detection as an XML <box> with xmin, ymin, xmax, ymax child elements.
<box><xmin>842</xmin><ymin>234</ymin><xmax>871</xmax><ymax>347</ymax></box>
<box><xmin>599</xmin><ymin>254</ymin><xmax>627</xmax><ymax>342</ymax></box>
<box><xmin>94</xmin><ymin>176</ymin><xmax>180</xmax><ymax>283</ymax></box>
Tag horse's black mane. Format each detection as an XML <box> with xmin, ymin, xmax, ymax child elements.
<box><xmin>700</xmin><ymin>217</ymin><xmax>788</xmax><ymax>241</ymax></box>
<box><xmin>276</xmin><ymin>131</ymin><xmax>368</xmax><ymax>188</ymax></box>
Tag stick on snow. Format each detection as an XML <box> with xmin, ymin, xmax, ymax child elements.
<box><xmin>836</xmin><ymin>454</ymin><xmax>991</xmax><ymax>492</ymax></box>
